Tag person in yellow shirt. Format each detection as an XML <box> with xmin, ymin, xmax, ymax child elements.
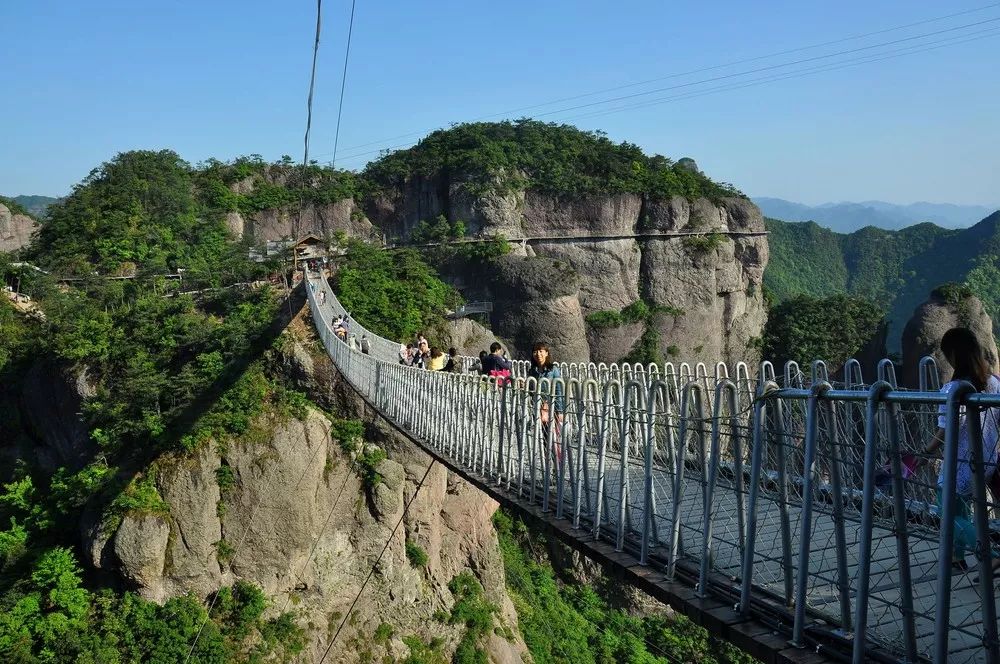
<box><xmin>428</xmin><ymin>346</ymin><xmax>446</xmax><ymax>371</ymax></box>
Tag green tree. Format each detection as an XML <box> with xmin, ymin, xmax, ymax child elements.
<box><xmin>762</xmin><ymin>294</ymin><xmax>885</xmax><ymax>366</ymax></box>
<box><xmin>334</xmin><ymin>240</ymin><xmax>459</xmax><ymax>342</ymax></box>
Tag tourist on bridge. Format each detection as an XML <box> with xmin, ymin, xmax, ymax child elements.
<box><xmin>444</xmin><ymin>347</ymin><xmax>460</xmax><ymax>373</ymax></box>
<box><xmin>413</xmin><ymin>340</ymin><xmax>430</xmax><ymax>369</ymax></box>
<box><xmin>528</xmin><ymin>342</ymin><xmax>565</xmax><ymax>461</ymax></box>
<box><xmin>921</xmin><ymin>327</ymin><xmax>1000</xmax><ymax>574</ymax></box>
<box><xmin>400</xmin><ymin>343</ymin><xmax>414</xmax><ymax>366</ymax></box>
<box><xmin>473</xmin><ymin>350</ymin><xmax>487</xmax><ymax>375</ymax></box>
<box><xmin>360</xmin><ymin>335</ymin><xmax>371</xmax><ymax>355</ymax></box>
<box><xmin>481</xmin><ymin>342</ymin><xmax>512</xmax><ymax>378</ymax></box>
<box><xmin>428</xmin><ymin>347</ymin><xmax>446</xmax><ymax>371</ymax></box>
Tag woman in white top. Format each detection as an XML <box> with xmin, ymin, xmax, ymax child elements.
<box><xmin>922</xmin><ymin>327</ymin><xmax>1000</xmax><ymax>571</ymax></box>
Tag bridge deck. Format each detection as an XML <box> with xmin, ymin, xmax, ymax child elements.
<box><xmin>306</xmin><ymin>273</ymin><xmax>1000</xmax><ymax>664</ymax></box>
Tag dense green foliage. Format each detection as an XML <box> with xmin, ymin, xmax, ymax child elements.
<box><xmin>765</xmin><ymin>213</ymin><xmax>1000</xmax><ymax>348</ymax></box>
<box><xmin>0</xmin><ymin>150</ymin><xmax>318</xmax><ymax>662</ymax></box>
<box><xmin>197</xmin><ymin>154</ymin><xmax>360</xmax><ymax>215</ymax></box>
<box><xmin>405</xmin><ymin>540</ymin><xmax>429</xmax><ymax>568</ymax></box>
<box><xmin>585</xmin><ymin>299</ymin><xmax>683</xmax><ymax>365</ymax></box>
<box><xmin>334</xmin><ymin>238</ymin><xmax>460</xmax><ymax>342</ymax></box>
<box><xmin>28</xmin><ymin>151</ymin><xmax>264</xmax><ymax>282</ymax></box>
<box><xmin>493</xmin><ymin>510</ymin><xmax>756</xmax><ymax>664</ymax></box>
<box><xmin>409</xmin><ymin>215</ymin><xmax>512</xmax><ymax>272</ymax></box>
<box><xmin>681</xmin><ymin>232</ymin><xmax>727</xmax><ymax>253</ymax></box>
<box><xmin>0</xmin><ymin>547</ymin><xmax>303</xmax><ymax>663</ymax></box>
<box><xmin>762</xmin><ymin>294</ymin><xmax>886</xmax><ymax>366</ymax></box>
<box><xmin>447</xmin><ymin>572</ymin><xmax>498</xmax><ymax>664</ymax></box>
<box><xmin>364</xmin><ymin>119</ymin><xmax>744</xmax><ymax>200</ymax></box>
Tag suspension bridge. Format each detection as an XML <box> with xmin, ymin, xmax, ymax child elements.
<box><xmin>304</xmin><ymin>270</ymin><xmax>1000</xmax><ymax>664</ymax></box>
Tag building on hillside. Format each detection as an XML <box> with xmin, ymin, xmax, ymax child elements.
<box><xmin>249</xmin><ymin>233</ymin><xmax>333</xmax><ymax>262</ymax></box>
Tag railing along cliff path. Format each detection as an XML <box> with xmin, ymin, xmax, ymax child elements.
<box><xmin>305</xmin><ymin>270</ymin><xmax>1000</xmax><ymax>664</ymax></box>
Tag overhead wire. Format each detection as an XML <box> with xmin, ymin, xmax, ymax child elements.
<box><xmin>184</xmin><ymin>0</ymin><xmax>329</xmax><ymax>660</ymax></box>
<box><xmin>294</xmin><ymin>0</ymin><xmax>324</xmax><ymax>249</ymax></box>
<box><xmin>312</xmin><ymin>3</ymin><xmax>1000</xmax><ymax>162</ymax></box>
<box><xmin>330</xmin><ymin>32</ymin><xmax>998</xmax><ymax>168</ymax></box>
<box><xmin>319</xmin><ymin>460</ymin><xmax>437</xmax><ymax>663</ymax></box>
<box><xmin>330</xmin><ymin>16</ymin><xmax>1000</xmax><ymax>167</ymax></box>
<box><xmin>556</xmin><ymin>27</ymin><xmax>1000</xmax><ymax>125</ymax></box>
<box><xmin>329</xmin><ymin>0</ymin><xmax>357</xmax><ymax>168</ymax></box>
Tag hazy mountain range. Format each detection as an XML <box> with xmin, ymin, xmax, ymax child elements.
<box><xmin>754</xmin><ymin>197</ymin><xmax>998</xmax><ymax>233</ymax></box>
<box><xmin>5</xmin><ymin>194</ymin><xmax>61</xmax><ymax>218</ymax></box>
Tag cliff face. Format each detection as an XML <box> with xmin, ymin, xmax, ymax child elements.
<box><xmin>225</xmin><ymin>174</ymin><xmax>375</xmax><ymax>242</ymax></box>
<box><xmin>0</xmin><ymin>202</ymin><xmax>38</xmax><ymax>252</ymax></box>
<box><xmin>367</xmin><ymin>175</ymin><xmax>769</xmax><ymax>365</ymax></box>
<box><xmin>77</xmin><ymin>317</ymin><xmax>528</xmax><ymax>663</ymax></box>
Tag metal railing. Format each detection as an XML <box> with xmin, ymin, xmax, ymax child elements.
<box><xmin>305</xmin><ymin>272</ymin><xmax>1000</xmax><ymax>664</ymax></box>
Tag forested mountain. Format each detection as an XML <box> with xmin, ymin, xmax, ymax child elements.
<box><xmin>764</xmin><ymin>212</ymin><xmax>1000</xmax><ymax>348</ymax></box>
<box><xmin>754</xmin><ymin>197</ymin><xmax>997</xmax><ymax>232</ymax></box>
<box><xmin>0</xmin><ymin>126</ymin><xmax>760</xmax><ymax>663</ymax></box>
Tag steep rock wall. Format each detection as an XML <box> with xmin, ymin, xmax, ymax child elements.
<box><xmin>82</xmin><ymin>318</ymin><xmax>529</xmax><ymax>663</ymax></box>
<box><xmin>0</xmin><ymin>202</ymin><xmax>38</xmax><ymax>252</ymax></box>
<box><xmin>367</xmin><ymin>174</ymin><xmax>769</xmax><ymax>365</ymax></box>
<box><xmin>243</xmin><ymin>199</ymin><xmax>375</xmax><ymax>242</ymax></box>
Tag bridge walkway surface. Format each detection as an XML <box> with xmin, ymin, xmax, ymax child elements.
<box><xmin>305</xmin><ymin>271</ymin><xmax>1000</xmax><ymax>664</ymax></box>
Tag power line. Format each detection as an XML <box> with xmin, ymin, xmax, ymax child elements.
<box><xmin>311</xmin><ymin>3</ymin><xmax>1000</xmax><ymax>160</ymax></box>
<box><xmin>293</xmin><ymin>0</ymin><xmax>323</xmax><ymax>263</ymax></box>
<box><xmin>330</xmin><ymin>0</ymin><xmax>357</xmax><ymax>168</ymax></box>
<box><xmin>318</xmin><ymin>459</ymin><xmax>436</xmax><ymax>663</ymax></box>
<box><xmin>558</xmin><ymin>27</ymin><xmax>1000</xmax><ymax>125</ymax></box>
<box><xmin>185</xmin><ymin>2</ymin><xmax>331</xmax><ymax>659</ymax></box>
<box><xmin>330</xmin><ymin>19</ymin><xmax>999</xmax><ymax>167</ymax></box>
<box><xmin>302</xmin><ymin>0</ymin><xmax>323</xmax><ymax>171</ymax></box>
<box><xmin>183</xmin><ymin>430</ymin><xmax>330</xmax><ymax>663</ymax></box>
<box><xmin>279</xmin><ymin>451</ymin><xmax>356</xmax><ymax>614</ymax></box>
<box><xmin>528</xmin><ymin>17</ymin><xmax>1000</xmax><ymax>119</ymax></box>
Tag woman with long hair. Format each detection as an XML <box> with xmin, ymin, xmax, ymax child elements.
<box><xmin>922</xmin><ymin>327</ymin><xmax>1000</xmax><ymax>573</ymax></box>
<box><xmin>528</xmin><ymin>342</ymin><xmax>565</xmax><ymax>462</ymax></box>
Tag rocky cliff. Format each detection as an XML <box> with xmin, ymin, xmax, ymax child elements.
<box><xmin>73</xmin><ymin>314</ymin><xmax>528</xmax><ymax>663</ymax></box>
<box><xmin>367</xmin><ymin>178</ymin><xmax>768</xmax><ymax>365</ymax></box>
<box><xmin>901</xmin><ymin>287</ymin><xmax>999</xmax><ymax>387</ymax></box>
<box><xmin>0</xmin><ymin>202</ymin><xmax>38</xmax><ymax>253</ymax></box>
<box><xmin>224</xmin><ymin>173</ymin><xmax>375</xmax><ymax>242</ymax></box>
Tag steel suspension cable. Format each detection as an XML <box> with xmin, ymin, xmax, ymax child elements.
<box><xmin>319</xmin><ymin>459</ymin><xmax>436</xmax><ymax>663</ymax></box>
<box><xmin>185</xmin><ymin>2</ymin><xmax>329</xmax><ymax>658</ymax></box>
<box><xmin>294</xmin><ymin>0</ymin><xmax>324</xmax><ymax>254</ymax></box>
<box><xmin>329</xmin><ymin>0</ymin><xmax>357</xmax><ymax>168</ymax></box>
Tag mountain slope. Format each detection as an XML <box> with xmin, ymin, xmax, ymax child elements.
<box><xmin>765</xmin><ymin>212</ymin><xmax>1000</xmax><ymax>349</ymax></box>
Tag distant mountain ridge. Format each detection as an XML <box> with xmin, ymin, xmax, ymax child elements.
<box><xmin>754</xmin><ymin>196</ymin><xmax>997</xmax><ymax>232</ymax></box>
<box><xmin>764</xmin><ymin>211</ymin><xmax>1000</xmax><ymax>351</ymax></box>
<box><xmin>6</xmin><ymin>194</ymin><xmax>61</xmax><ymax>219</ymax></box>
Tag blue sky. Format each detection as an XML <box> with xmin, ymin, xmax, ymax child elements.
<box><xmin>2</xmin><ymin>0</ymin><xmax>998</xmax><ymax>205</ymax></box>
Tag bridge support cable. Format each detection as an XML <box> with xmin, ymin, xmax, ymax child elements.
<box><xmin>305</xmin><ymin>271</ymin><xmax>1000</xmax><ymax>664</ymax></box>
<box><xmin>320</xmin><ymin>459</ymin><xmax>436</xmax><ymax>663</ymax></box>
